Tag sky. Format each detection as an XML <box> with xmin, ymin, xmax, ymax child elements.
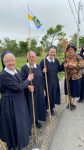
<box><xmin>0</xmin><ymin>0</ymin><xmax>84</xmax><ymax>43</ymax></box>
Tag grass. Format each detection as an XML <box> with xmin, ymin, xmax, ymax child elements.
<box><xmin>0</xmin><ymin>52</ymin><xmax>64</xmax><ymax>79</ymax></box>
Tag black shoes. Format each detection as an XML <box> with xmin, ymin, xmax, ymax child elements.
<box><xmin>51</xmin><ymin>110</ymin><xmax>55</xmax><ymax>116</ymax></box>
<box><xmin>78</xmin><ymin>99</ymin><xmax>83</xmax><ymax>103</ymax></box>
<box><xmin>66</xmin><ymin>103</ymin><xmax>76</xmax><ymax>111</ymax></box>
<box><xmin>71</xmin><ymin>104</ymin><xmax>76</xmax><ymax>111</ymax></box>
<box><xmin>36</xmin><ymin>121</ymin><xmax>42</xmax><ymax>129</ymax></box>
<box><xmin>66</xmin><ymin>104</ymin><xmax>70</xmax><ymax>109</ymax></box>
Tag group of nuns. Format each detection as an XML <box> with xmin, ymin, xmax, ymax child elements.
<box><xmin>0</xmin><ymin>44</ymin><xmax>84</xmax><ymax>150</ymax></box>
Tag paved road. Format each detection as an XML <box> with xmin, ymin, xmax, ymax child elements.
<box><xmin>49</xmin><ymin>101</ymin><xmax>84</xmax><ymax>150</ymax></box>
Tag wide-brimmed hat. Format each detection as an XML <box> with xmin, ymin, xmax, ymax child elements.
<box><xmin>66</xmin><ymin>44</ymin><xmax>76</xmax><ymax>51</ymax></box>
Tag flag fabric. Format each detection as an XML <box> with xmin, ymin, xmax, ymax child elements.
<box><xmin>28</xmin><ymin>10</ymin><xmax>46</xmax><ymax>31</ymax></box>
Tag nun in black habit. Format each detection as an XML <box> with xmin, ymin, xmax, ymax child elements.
<box><xmin>0</xmin><ymin>50</ymin><xmax>34</xmax><ymax>150</ymax></box>
<box><xmin>78</xmin><ymin>46</ymin><xmax>84</xmax><ymax>102</ymax></box>
<box><xmin>21</xmin><ymin>51</ymin><xmax>46</xmax><ymax>129</ymax></box>
<box><xmin>40</xmin><ymin>45</ymin><xmax>62</xmax><ymax>115</ymax></box>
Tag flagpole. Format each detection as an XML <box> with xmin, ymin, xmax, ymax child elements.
<box><xmin>42</xmin><ymin>45</ymin><xmax>51</xmax><ymax>122</ymax></box>
<box><xmin>27</xmin><ymin>4</ymin><xmax>37</xmax><ymax>144</ymax></box>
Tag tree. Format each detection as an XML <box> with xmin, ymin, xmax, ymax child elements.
<box><xmin>35</xmin><ymin>46</ymin><xmax>42</xmax><ymax>56</ymax></box>
<box><xmin>31</xmin><ymin>39</ymin><xmax>37</xmax><ymax>50</ymax></box>
<box><xmin>47</xmin><ymin>24</ymin><xmax>66</xmax><ymax>45</ymax></box>
<box><xmin>40</xmin><ymin>35</ymin><xmax>50</xmax><ymax>50</ymax></box>
<box><xmin>2</xmin><ymin>38</ymin><xmax>19</xmax><ymax>55</ymax></box>
<box><xmin>79</xmin><ymin>36</ymin><xmax>84</xmax><ymax>47</ymax></box>
<box><xmin>70</xmin><ymin>34</ymin><xmax>77</xmax><ymax>47</ymax></box>
<box><xmin>19</xmin><ymin>41</ymin><xmax>28</xmax><ymax>55</ymax></box>
<box><xmin>70</xmin><ymin>34</ymin><xmax>84</xmax><ymax>48</ymax></box>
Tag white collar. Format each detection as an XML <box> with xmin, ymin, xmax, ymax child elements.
<box><xmin>4</xmin><ymin>67</ymin><xmax>17</xmax><ymax>75</ymax></box>
<box><xmin>47</xmin><ymin>56</ymin><xmax>55</xmax><ymax>62</ymax></box>
<box><xmin>27</xmin><ymin>63</ymin><xmax>37</xmax><ymax>68</ymax></box>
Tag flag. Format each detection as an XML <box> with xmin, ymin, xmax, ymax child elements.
<box><xmin>28</xmin><ymin>11</ymin><xmax>46</xmax><ymax>31</ymax></box>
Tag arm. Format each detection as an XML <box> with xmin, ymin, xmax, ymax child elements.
<box><xmin>0</xmin><ymin>73</ymin><xmax>30</xmax><ymax>92</ymax></box>
<box><xmin>76</xmin><ymin>55</ymin><xmax>84</xmax><ymax>69</ymax></box>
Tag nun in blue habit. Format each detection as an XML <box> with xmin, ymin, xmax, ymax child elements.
<box><xmin>21</xmin><ymin>51</ymin><xmax>46</xmax><ymax>129</ymax></box>
<box><xmin>40</xmin><ymin>45</ymin><xmax>62</xmax><ymax>115</ymax></box>
<box><xmin>0</xmin><ymin>50</ymin><xmax>33</xmax><ymax>150</ymax></box>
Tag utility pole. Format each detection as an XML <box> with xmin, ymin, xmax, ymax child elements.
<box><xmin>77</xmin><ymin>1</ymin><xmax>81</xmax><ymax>52</ymax></box>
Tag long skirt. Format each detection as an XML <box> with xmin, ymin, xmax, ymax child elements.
<box><xmin>64</xmin><ymin>78</ymin><xmax>81</xmax><ymax>98</ymax></box>
<box><xmin>0</xmin><ymin>93</ymin><xmax>30</xmax><ymax>150</ymax></box>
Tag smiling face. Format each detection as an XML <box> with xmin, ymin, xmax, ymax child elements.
<box><xmin>48</xmin><ymin>48</ymin><xmax>56</xmax><ymax>60</ymax></box>
<box><xmin>67</xmin><ymin>47</ymin><xmax>75</xmax><ymax>56</ymax></box>
<box><xmin>27</xmin><ymin>51</ymin><xmax>36</xmax><ymax>66</ymax></box>
<box><xmin>3</xmin><ymin>53</ymin><xmax>16</xmax><ymax>70</ymax></box>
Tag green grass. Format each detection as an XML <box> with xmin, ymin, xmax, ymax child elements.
<box><xmin>0</xmin><ymin>52</ymin><xmax>64</xmax><ymax>79</ymax></box>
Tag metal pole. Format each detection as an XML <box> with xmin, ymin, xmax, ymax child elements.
<box><xmin>77</xmin><ymin>1</ymin><xmax>81</xmax><ymax>53</ymax></box>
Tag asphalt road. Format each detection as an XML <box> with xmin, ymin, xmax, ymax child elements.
<box><xmin>49</xmin><ymin>101</ymin><xmax>84</xmax><ymax>150</ymax></box>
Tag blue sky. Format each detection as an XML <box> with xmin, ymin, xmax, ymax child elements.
<box><xmin>0</xmin><ymin>0</ymin><xmax>84</xmax><ymax>42</ymax></box>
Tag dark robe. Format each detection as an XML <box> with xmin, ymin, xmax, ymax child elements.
<box><xmin>21</xmin><ymin>64</ymin><xmax>46</xmax><ymax>126</ymax></box>
<box><xmin>79</xmin><ymin>49</ymin><xmax>84</xmax><ymax>101</ymax></box>
<box><xmin>0</xmin><ymin>70</ymin><xmax>30</xmax><ymax>150</ymax></box>
<box><xmin>40</xmin><ymin>58</ymin><xmax>61</xmax><ymax>112</ymax></box>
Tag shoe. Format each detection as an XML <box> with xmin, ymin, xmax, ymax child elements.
<box><xmin>36</xmin><ymin>121</ymin><xmax>42</xmax><ymax>129</ymax></box>
<box><xmin>66</xmin><ymin>104</ymin><xmax>70</xmax><ymax>109</ymax></box>
<box><xmin>51</xmin><ymin>110</ymin><xmax>55</xmax><ymax>116</ymax></box>
<box><xmin>70</xmin><ymin>104</ymin><xmax>76</xmax><ymax>111</ymax></box>
<box><xmin>78</xmin><ymin>99</ymin><xmax>82</xmax><ymax>102</ymax></box>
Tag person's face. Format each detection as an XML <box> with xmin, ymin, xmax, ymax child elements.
<box><xmin>48</xmin><ymin>48</ymin><xmax>56</xmax><ymax>59</ymax></box>
<box><xmin>3</xmin><ymin>53</ymin><xmax>16</xmax><ymax>70</ymax></box>
<box><xmin>67</xmin><ymin>48</ymin><xmax>75</xmax><ymax>56</ymax></box>
<box><xmin>27</xmin><ymin>52</ymin><xmax>36</xmax><ymax>65</ymax></box>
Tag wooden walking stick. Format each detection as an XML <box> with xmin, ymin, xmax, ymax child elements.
<box><xmin>65</xmin><ymin>67</ymin><xmax>72</xmax><ymax>110</ymax></box>
<box><xmin>42</xmin><ymin>45</ymin><xmax>51</xmax><ymax>122</ymax></box>
<box><xmin>28</xmin><ymin>39</ymin><xmax>37</xmax><ymax>144</ymax></box>
<box><xmin>64</xmin><ymin>51</ymin><xmax>72</xmax><ymax>110</ymax></box>
<box><xmin>61</xmin><ymin>39</ymin><xmax>72</xmax><ymax>110</ymax></box>
<box><xmin>0</xmin><ymin>140</ymin><xmax>7</xmax><ymax>150</ymax></box>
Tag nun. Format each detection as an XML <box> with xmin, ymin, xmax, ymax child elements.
<box><xmin>40</xmin><ymin>45</ymin><xmax>62</xmax><ymax>115</ymax></box>
<box><xmin>78</xmin><ymin>46</ymin><xmax>84</xmax><ymax>102</ymax></box>
<box><xmin>0</xmin><ymin>50</ymin><xmax>34</xmax><ymax>150</ymax></box>
<box><xmin>21</xmin><ymin>51</ymin><xmax>46</xmax><ymax>129</ymax></box>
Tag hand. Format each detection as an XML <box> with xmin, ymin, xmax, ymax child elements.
<box><xmin>64</xmin><ymin>63</ymin><xmax>68</xmax><ymax>68</ymax></box>
<box><xmin>44</xmin><ymin>90</ymin><xmax>46</xmax><ymax>96</ymax></box>
<box><xmin>43</xmin><ymin>67</ymin><xmax>47</xmax><ymax>73</ymax></box>
<box><xmin>64</xmin><ymin>50</ymin><xmax>67</xmax><ymax>54</ymax></box>
<box><xmin>28</xmin><ymin>85</ymin><xmax>34</xmax><ymax>92</ymax></box>
<box><xmin>68</xmin><ymin>62</ymin><xmax>76</xmax><ymax>68</ymax></box>
<box><xmin>28</xmin><ymin>73</ymin><xmax>34</xmax><ymax>81</ymax></box>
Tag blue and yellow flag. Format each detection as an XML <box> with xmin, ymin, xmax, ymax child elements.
<box><xmin>28</xmin><ymin>11</ymin><xmax>46</xmax><ymax>31</ymax></box>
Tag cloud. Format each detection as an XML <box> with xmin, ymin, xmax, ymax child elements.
<box><xmin>0</xmin><ymin>0</ymin><xmax>84</xmax><ymax>41</ymax></box>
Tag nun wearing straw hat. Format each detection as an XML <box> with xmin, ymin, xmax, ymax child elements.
<box><xmin>0</xmin><ymin>50</ymin><xmax>34</xmax><ymax>150</ymax></box>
